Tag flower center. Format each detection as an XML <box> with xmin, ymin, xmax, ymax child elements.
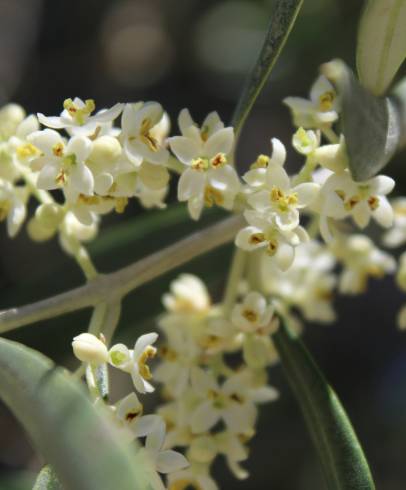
<box><xmin>270</xmin><ymin>186</ymin><xmax>298</xmax><ymax>212</ymax></box>
<box><xmin>204</xmin><ymin>186</ymin><xmax>224</xmax><ymax>207</ymax></box>
<box><xmin>318</xmin><ymin>91</ymin><xmax>335</xmax><ymax>112</ymax></box>
<box><xmin>140</xmin><ymin>118</ymin><xmax>159</xmax><ymax>152</ymax></box>
<box><xmin>63</xmin><ymin>98</ymin><xmax>95</xmax><ymax>125</ymax></box>
<box><xmin>242</xmin><ymin>308</ymin><xmax>258</xmax><ymax>323</ymax></box>
<box><xmin>16</xmin><ymin>143</ymin><xmax>40</xmax><ymax>160</ymax></box>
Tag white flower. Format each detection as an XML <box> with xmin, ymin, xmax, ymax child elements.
<box><xmin>190</xmin><ymin>369</ymin><xmax>277</xmax><ymax>435</ymax></box>
<box><xmin>283</xmin><ymin>75</ymin><xmax>339</xmax><ymax>128</ymax></box>
<box><xmin>292</xmin><ymin>127</ymin><xmax>320</xmax><ymax>156</ymax></box>
<box><xmin>168</xmin><ymin>462</ymin><xmax>218</xmax><ymax>490</ymax></box>
<box><xmin>260</xmin><ymin>241</ymin><xmax>337</xmax><ymax>323</ymax></box>
<box><xmin>331</xmin><ymin>235</ymin><xmax>395</xmax><ymax>294</ymax></box>
<box><xmin>137</xmin><ymin>419</ymin><xmax>189</xmax><ymax>490</ymax></box>
<box><xmin>163</xmin><ymin>274</ymin><xmax>211</xmax><ymax>314</ymax></box>
<box><xmin>383</xmin><ymin>198</ymin><xmax>406</xmax><ymax>248</ymax></box>
<box><xmin>72</xmin><ymin>333</ymin><xmax>108</xmax><ymax>364</ymax></box>
<box><xmin>37</xmin><ymin>97</ymin><xmax>124</xmax><ymax>136</ymax></box>
<box><xmin>121</xmin><ymin>102</ymin><xmax>169</xmax><ymax>166</ymax></box>
<box><xmin>109</xmin><ymin>333</ymin><xmax>159</xmax><ymax>394</ymax></box>
<box><xmin>312</xmin><ymin>135</ymin><xmax>348</xmax><ymax>174</ymax></box>
<box><xmin>169</xmin><ymin>109</ymin><xmax>240</xmax><ymax>220</ymax></box>
<box><xmin>318</xmin><ymin>170</ymin><xmax>394</xmax><ymax>234</ymax></box>
<box><xmin>0</xmin><ymin>179</ymin><xmax>28</xmax><ymax>237</ymax></box>
<box><xmin>231</xmin><ymin>292</ymin><xmax>274</xmax><ymax>333</ymax></box>
<box><xmin>235</xmin><ymin>210</ymin><xmax>309</xmax><ymax>271</ymax></box>
<box><xmin>114</xmin><ymin>393</ymin><xmax>163</xmax><ymax>438</ymax></box>
<box><xmin>29</xmin><ymin>129</ymin><xmax>94</xmax><ymax>202</ymax></box>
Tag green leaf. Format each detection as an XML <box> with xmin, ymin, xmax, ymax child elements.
<box><xmin>357</xmin><ymin>0</ymin><xmax>406</xmax><ymax>95</ymax></box>
<box><xmin>231</xmin><ymin>0</ymin><xmax>304</xmax><ymax>135</ymax></box>
<box><xmin>33</xmin><ymin>466</ymin><xmax>62</xmax><ymax>490</ymax></box>
<box><xmin>273</xmin><ymin>322</ymin><xmax>375</xmax><ymax>490</ymax></box>
<box><xmin>322</xmin><ymin>59</ymin><xmax>401</xmax><ymax>181</ymax></box>
<box><xmin>0</xmin><ymin>338</ymin><xmax>149</xmax><ymax>490</ymax></box>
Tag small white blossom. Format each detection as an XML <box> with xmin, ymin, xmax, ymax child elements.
<box><xmin>169</xmin><ymin>109</ymin><xmax>240</xmax><ymax>220</ymax></box>
<box><xmin>283</xmin><ymin>75</ymin><xmax>339</xmax><ymax>128</ymax></box>
<box><xmin>163</xmin><ymin>274</ymin><xmax>211</xmax><ymax>314</ymax></box>
<box><xmin>0</xmin><ymin>179</ymin><xmax>29</xmax><ymax>237</ymax></box>
<box><xmin>109</xmin><ymin>333</ymin><xmax>159</xmax><ymax>394</ymax></box>
<box><xmin>383</xmin><ymin>198</ymin><xmax>406</xmax><ymax>248</ymax></box>
<box><xmin>29</xmin><ymin>129</ymin><xmax>94</xmax><ymax>202</ymax></box>
<box><xmin>231</xmin><ymin>292</ymin><xmax>274</xmax><ymax>333</ymax></box>
<box><xmin>121</xmin><ymin>102</ymin><xmax>169</xmax><ymax>166</ymax></box>
<box><xmin>38</xmin><ymin>97</ymin><xmax>124</xmax><ymax>136</ymax></box>
<box><xmin>317</xmin><ymin>170</ymin><xmax>394</xmax><ymax>239</ymax></box>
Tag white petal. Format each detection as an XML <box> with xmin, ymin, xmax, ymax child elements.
<box><xmin>177</xmin><ymin>168</ymin><xmax>205</xmax><ymax>201</ymax></box>
<box><xmin>94</xmin><ymin>172</ymin><xmax>114</xmax><ymax>195</ymax></box>
<box><xmin>373</xmin><ymin>196</ymin><xmax>394</xmax><ymax>228</ymax></box>
<box><xmin>92</xmin><ymin>103</ymin><xmax>124</xmax><ymax>123</ymax></box>
<box><xmin>204</xmin><ymin>127</ymin><xmax>234</xmax><ymax>157</ymax></box>
<box><xmin>235</xmin><ymin>226</ymin><xmax>266</xmax><ymax>252</ymax></box>
<box><xmin>208</xmin><ymin>165</ymin><xmax>240</xmax><ymax>192</ymax></box>
<box><xmin>243</xmin><ymin>168</ymin><xmax>266</xmax><ymax>187</ymax></box>
<box><xmin>7</xmin><ymin>200</ymin><xmax>26</xmax><ymax>237</ymax></box>
<box><xmin>274</xmin><ymin>242</ymin><xmax>295</xmax><ymax>271</ymax></box>
<box><xmin>223</xmin><ymin>403</ymin><xmax>256</xmax><ymax>433</ymax></box>
<box><xmin>247</xmin><ymin>190</ymin><xmax>271</xmax><ymax>212</ymax></box>
<box><xmin>133</xmin><ymin>333</ymin><xmax>158</xmax><ymax>359</ymax></box>
<box><xmin>370</xmin><ymin>175</ymin><xmax>395</xmax><ymax>195</ymax></box>
<box><xmin>352</xmin><ymin>201</ymin><xmax>370</xmax><ymax>228</ymax></box>
<box><xmin>191</xmin><ymin>401</ymin><xmax>220</xmax><ymax>433</ymax></box>
<box><xmin>169</xmin><ymin>136</ymin><xmax>200</xmax><ymax>164</ymax></box>
<box><xmin>124</xmin><ymin>139</ymin><xmax>143</xmax><ymax>167</ymax></box>
<box><xmin>178</xmin><ymin>108</ymin><xmax>195</xmax><ymax>134</ymax></box>
<box><xmin>37</xmin><ymin>114</ymin><xmax>67</xmax><ymax>129</ymax></box>
<box><xmin>146</xmin><ymin>419</ymin><xmax>166</xmax><ymax>453</ymax></box>
<box><xmin>133</xmin><ymin>415</ymin><xmax>163</xmax><ymax>438</ymax></box>
<box><xmin>188</xmin><ymin>196</ymin><xmax>204</xmax><ymax>220</ymax></box>
<box><xmin>191</xmin><ymin>367</ymin><xmax>218</xmax><ymax>396</ymax></box>
<box><xmin>66</xmin><ymin>136</ymin><xmax>92</xmax><ymax>162</ymax></box>
<box><xmin>156</xmin><ymin>450</ymin><xmax>189</xmax><ymax>474</ymax></box>
<box><xmin>269</xmin><ymin>138</ymin><xmax>286</xmax><ymax>166</ymax></box>
<box><xmin>70</xmin><ymin>163</ymin><xmax>94</xmax><ymax>195</ymax></box>
<box><xmin>250</xmin><ymin>386</ymin><xmax>279</xmax><ymax>403</ymax></box>
<box><xmin>293</xmin><ymin>182</ymin><xmax>320</xmax><ymax>207</ymax></box>
<box><xmin>265</xmin><ymin>163</ymin><xmax>290</xmax><ymax>190</ymax></box>
<box><xmin>29</xmin><ymin>129</ymin><xmax>63</xmax><ymax>156</ymax></box>
<box><xmin>37</xmin><ymin>164</ymin><xmax>60</xmax><ymax>190</ymax></box>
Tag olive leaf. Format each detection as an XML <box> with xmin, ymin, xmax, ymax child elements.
<box><xmin>357</xmin><ymin>0</ymin><xmax>406</xmax><ymax>95</ymax></box>
<box><xmin>33</xmin><ymin>466</ymin><xmax>62</xmax><ymax>490</ymax></box>
<box><xmin>0</xmin><ymin>337</ymin><xmax>149</xmax><ymax>490</ymax></box>
<box><xmin>321</xmin><ymin>59</ymin><xmax>402</xmax><ymax>181</ymax></box>
<box><xmin>232</xmin><ymin>0</ymin><xmax>304</xmax><ymax>135</ymax></box>
<box><xmin>273</xmin><ymin>322</ymin><xmax>375</xmax><ymax>490</ymax></box>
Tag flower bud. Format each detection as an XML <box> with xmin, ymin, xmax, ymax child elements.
<box><xmin>108</xmin><ymin>343</ymin><xmax>132</xmax><ymax>371</ymax></box>
<box><xmin>27</xmin><ymin>217</ymin><xmax>56</xmax><ymax>242</ymax></box>
<box><xmin>90</xmin><ymin>136</ymin><xmax>121</xmax><ymax>165</ymax></box>
<box><xmin>35</xmin><ymin>203</ymin><xmax>64</xmax><ymax>228</ymax></box>
<box><xmin>72</xmin><ymin>333</ymin><xmax>108</xmax><ymax>364</ymax></box>
<box><xmin>0</xmin><ymin>104</ymin><xmax>25</xmax><ymax>138</ymax></box>
<box><xmin>189</xmin><ymin>435</ymin><xmax>217</xmax><ymax>463</ymax></box>
<box><xmin>139</xmin><ymin>162</ymin><xmax>169</xmax><ymax>190</ymax></box>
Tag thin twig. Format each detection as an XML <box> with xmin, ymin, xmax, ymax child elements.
<box><xmin>0</xmin><ymin>214</ymin><xmax>244</xmax><ymax>334</ymax></box>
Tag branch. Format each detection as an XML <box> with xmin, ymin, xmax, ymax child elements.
<box><xmin>0</xmin><ymin>214</ymin><xmax>244</xmax><ymax>334</ymax></box>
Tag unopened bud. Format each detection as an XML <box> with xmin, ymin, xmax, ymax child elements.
<box><xmin>72</xmin><ymin>333</ymin><xmax>108</xmax><ymax>364</ymax></box>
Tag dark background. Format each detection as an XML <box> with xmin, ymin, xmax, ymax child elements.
<box><xmin>0</xmin><ymin>0</ymin><xmax>406</xmax><ymax>488</ymax></box>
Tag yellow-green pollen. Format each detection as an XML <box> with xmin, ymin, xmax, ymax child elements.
<box><xmin>137</xmin><ymin>345</ymin><xmax>157</xmax><ymax>380</ymax></box>
<box><xmin>318</xmin><ymin>91</ymin><xmax>335</xmax><ymax>112</ymax></box>
<box><xmin>270</xmin><ymin>186</ymin><xmax>298</xmax><ymax>212</ymax></box>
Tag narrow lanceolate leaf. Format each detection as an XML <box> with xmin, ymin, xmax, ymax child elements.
<box><xmin>231</xmin><ymin>0</ymin><xmax>304</xmax><ymax>135</ymax></box>
<box><xmin>33</xmin><ymin>465</ymin><xmax>62</xmax><ymax>490</ymax></box>
<box><xmin>273</xmin><ymin>323</ymin><xmax>375</xmax><ymax>490</ymax></box>
<box><xmin>322</xmin><ymin>59</ymin><xmax>401</xmax><ymax>181</ymax></box>
<box><xmin>357</xmin><ymin>0</ymin><xmax>406</xmax><ymax>95</ymax></box>
<box><xmin>0</xmin><ymin>338</ymin><xmax>149</xmax><ymax>490</ymax></box>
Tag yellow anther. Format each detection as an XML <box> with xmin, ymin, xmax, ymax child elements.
<box><xmin>204</xmin><ymin>186</ymin><xmax>224</xmax><ymax>207</ymax></box>
<box><xmin>319</xmin><ymin>91</ymin><xmax>335</xmax><ymax>112</ymax></box>
<box><xmin>335</xmin><ymin>190</ymin><xmax>346</xmax><ymax>201</ymax></box>
<box><xmin>270</xmin><ymin>186</ymin><xmax>298</xmax><ymax>212</ymax></box>
<box><xmin>78</xmin><ymin>194</ymin><xmax>101</xmax><ymax>206</ymax></box>
<box><xmin>114</xmin><ymin>197</ymin><xmax>128</xmax><ymax>214</ymax></box>
<box><xmin>191</xmin><ymin>157</ymin><xmax>209</xmax><ymax>171</ymax></box>
<box><xmin>344</xmin><ymin>195</ymin><xmax>360</xmax><ymax>211</ymax></box>
<box><xmin>0</xmin><ymin>200</ymin><xmax>10</xmax><ymax>221</ymax></box>
<box><xmin>251</xmin><ymin>154</ymin><xmax>269</xmax><ymax>169</ymax></box>
<box><xmin>368</xmin><ymin>196</ymin><xmax>379</xmax><ymax>210</ymax></box>
<box><xmin>55</xmin><ymin>169</ymin><xmax>67</xmax><ymax>186</ymax></box>
<box><xmin>249</xmin><ymin>232</ymin><xmax>265</xmax><ymax>245</ymax></box>
<box><xmin>52</xmin><ymin>142</ymin><xmax>64</xmax><ymax>157</ymax></box>
<box><xmin>16</xmin><ymin>143</ymin><xmax>40</xmax><ymax>160</ymax></box>
<box><xmin>266</xmin><ymin>239</ymin><xmax>278</xmax><ymax>256</ymax></box>
<box><xmin>210</xmin><ymin>152</ymin><xmax>226</xmax><ymax>169</ymax></box>
<box><xmin>242</xmin><ymin>308</ymin><xmax>258</xmax><ymax>323</ymax></box>
<box><xmin>169</xmin><ymin>479</ymin><xmax>202</xmax><ymax>490</ymax></box>
<box><xmin>140</xmin><ymin>118</ymin><xmax>159</xmax><ymax>152</ymax></box>
<box><xmin>63</xmin><ymin>98</ymin><xmax>95</xmax><ymax>125</ymax></box>
<box><xmin>200</xmin><ymin>125</ymin><xmax>209</xmax><ymax>142</ymax></box>
<box><xmin>138</xmin><ymin>346</ymin><xmax>157</xmax><ymax>380</ymax></box>
<box><xmin>125</xmin><ymin>405</ymin><xmax>143</xmax><ymax>423</ymax></box>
